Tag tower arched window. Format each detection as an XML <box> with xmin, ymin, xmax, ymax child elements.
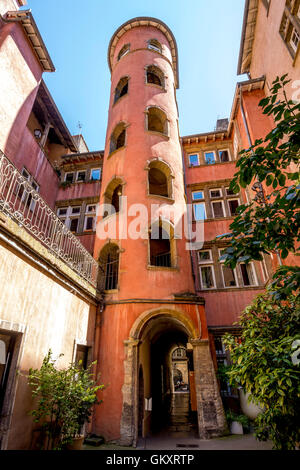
<box><xmin>114</xmin><ymin>77</ymin><xmax>129</xmax><ymax>104</ymax></box>
<box><xmin>146</xmin><ymin>65</ymin><xmax>164</xmax><ymax>88</ymax></box>
<box><xmin>147</xmin><ymin>39</ymin><xmax>162</xmax><ymax>54</ymax></box>
<box><xmin>118</xmin><ymin>43</ymin><xmax>130</xmax><ymax>61</ymax></box>
<box><xmin>98</xmin><ymin>243</ymin><xmax>119</xmax><ymax>291</ymax></box>
<box><xmin>149</xmin><ymin>219</ymin><xmax>176</xmax><ymax>268</ymax></box>
<box><xmin>146</xmin><ymin>107</ymin><xmax>168</xmax><ymax>136</ymax></box>
<box><xmin>103</xmin><ymin>177</ymin><xmax>124</xmax><ymax>217</ymax></box>
<box><xmin>146</xmin><ymin>159</ymin><xmax>174</xmax><ymax>199</ymax></box>
<box><xmin>110</xmin><ymin>122</ymin><xmax>127</xmax><ymax>154</ymax></box>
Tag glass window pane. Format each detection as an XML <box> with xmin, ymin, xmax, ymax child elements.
<box><xmin>198</xmin><ymin>250</ymin><xmax>211</xmax><ymax>262</ymax></box>
<box><xmin>77</xmin><ymin>171</ymin><xmax>86</xmax><ymax>182</ymax></box>
<box><xmin>85</xmin><ymin>217</ymin><xmax>94</xmax><ymax>230</ymax></box>
<box><xmin>210</xmin><ymin>189</ymin><xmax>221</xmax><ymax>198</ymax></box>
<box><xmin>219</xmin><ymin>150</ymin><xmax>230</xmax><ymax>162</ymax></box>
<box><xmin>205</xmin><ymin>152</ymin><xmax>216</xmax><ymax>164</ymax></box>
<box><xmin>240</xmin><ymin>263</ymin><xmax>255</xmax><ymax>286</ymax></box>
<box><xmin>291</xmin><ymin>28</ymin><xmax>299</xmax><ymax>51</ymax></box>
<box><xmin>228</xmin><ymin>199</ymin><xmax>239</xmax><ymax>216</ymax></box>
<box><xmin>189</xmin><ymin>154</ymin><xmax>199</xmax><ymax>166</ymax></box>
<box><xmin>21</xmin><ymin>169</ymin><xmax>30</xmax><ymax>180</ymax></box>
<box><xmin>192</xmin><ymin>191</ymin><xmax>204</xmax><ymax>201</ymax></box>
<box><xmin>222</xmin><ymin>265</ymin><xmax>237</xmax><ymax>287</ymax></box>
<box><xmin>71</xmin><ymin>207</ymin><xmax>80</xmax><ymax>214</ymax></box>
<box><xmin>194</xmin><ymin>203</ymin><xmax>206</xmax><ymax>221</ymax></box>
<box><xmin>212</xmin><ymin>201</ymin><xmax>224</xmax><ymax>218</ymax></box>
<box><xmin>58</xmin><ymin>208</ymin><xmax>67</xmax><ymax>216</ymax></box>
<box><xmin>65</xmin><ymin>173</ymin><xmax>74</xmax><ymax>183</ymax></box>
<box><xmin>91</xmin><ymin>169</ymin><xmax>101</xmax><ymax>181</ymax></box>
<box><xmin>70</xmin><ymin>218</ymin><xmax>79</xmax><ymax>232</ymax></box>
<box><xmin>200</xmin><ymin>266</ymin><xmax>214</xmax><ymax>289</ymax></box>
<box><xmin>226</xmin><ymin>187</ymin><xmax>235</xmax><ymax>196</ymax></box>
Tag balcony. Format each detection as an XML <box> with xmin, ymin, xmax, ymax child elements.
<box><xmin>0</xmin><ymin>151</ymin><xmax>98</xmax><ymax>288</ymax></box>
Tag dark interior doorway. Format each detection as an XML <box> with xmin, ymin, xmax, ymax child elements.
<box><xmin>149</xmin><ymin>328</ymin><xmax>197</xmax><ymax>436</ymax></box>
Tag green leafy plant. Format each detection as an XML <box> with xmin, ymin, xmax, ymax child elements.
<box><xmin>27</xmin><ymin>350</ymin><xmax>104</xmax><ymax>450</ymax></box>
<box><xmin>218</xmin><ymin>74</ymin><xmax>299</xmax><ymax>300</ymax></box>
<box><xmin>60</xmin><ymin>181</ymin><xmax>73</xmax><ymax>190</ymax></box>
<box><xmin>223</xmin><ymin>290</ymin><xmax>300</xmax><ymax>450</ymax></box>
<box><xmin>225</xmin><ymin>409</ymin><xmax>249</xmax><ymax>428</ymax></box>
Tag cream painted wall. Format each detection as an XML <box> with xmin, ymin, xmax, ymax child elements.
<box><xmin>0</xmin><ymin>241</ymin><xmax>96</xmax><ymax>449</ymax></box>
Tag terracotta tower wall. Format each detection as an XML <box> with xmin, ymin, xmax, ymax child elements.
<box><xmin>95</xmin><ymin>22</ymin><xmax>196</xmax><ymax>299</ymax></box>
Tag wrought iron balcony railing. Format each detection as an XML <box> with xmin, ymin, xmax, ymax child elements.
<box><xmin>0</xmin><ymin>151</ymin><xmax>98</xmax><ymax>288</ymax></box>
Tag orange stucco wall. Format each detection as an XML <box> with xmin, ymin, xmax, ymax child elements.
<box><xmin>93</xmin><ymin>24</ymin><xmax>209</xmax><ymax>442</ymax></box>
<box><xmin>93</xmin><ymin>302</ymin><xmax>205</xmax><ymax>441</ymax></box>
<box><xmin>250</xmin><ymin>0</ymin><xmax>300</xmax><ymax>99</ymax></box>
<box><xmin>94</xmin><ymin>25</ymin><xmax>196</xmax><ymax>299</ymax></box>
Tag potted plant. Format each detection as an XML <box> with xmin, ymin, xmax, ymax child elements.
<box><xmin>27</xmin><ymin>350</ymin><xmax>104</xmax><ymax>450</ymax></box>
<box><xmin>226</xmin><ymin>410</ymin><xmax>249</xmax><ymax>435</ymax></box>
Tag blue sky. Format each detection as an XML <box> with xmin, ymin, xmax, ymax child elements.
<box><xmin>22</xmin><ymin>0</ymin><xmax>247</xmax><ymax>151</ymax></box>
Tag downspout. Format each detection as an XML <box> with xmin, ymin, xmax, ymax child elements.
<box><xmin>91</xmin><ymin>296</ymin><xmax>105</xmax><ymax>433</ymax></box>
<box><xmin>239</xmin><ymin>87</ymin><xmax>282</xmax><ymax>267</ymax></box>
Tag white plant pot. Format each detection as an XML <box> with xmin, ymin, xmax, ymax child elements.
<box><xmin>239</xmin><ymin>389</ymin><xmax>263</xmax><ymax>420</ymax></box>
<box><xmin>230</xmin><ymin>421</ymin><xmax>244</xmax><ymax>435</ymax></box>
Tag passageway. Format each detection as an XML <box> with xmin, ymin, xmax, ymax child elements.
<box><xmin>138</xmin><ymin>316</ymin><xmax>198</xmax><ymax>438</ymax></box>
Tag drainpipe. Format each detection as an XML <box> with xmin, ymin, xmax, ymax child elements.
<box><xmin>91</xmin><ymin>299</ymin><xmax>104</xmax><ymax>433</ymax></box>
<box><xmin>239</xmin><ymin>87</ymin><xmax>282</xmax><ymax>267</ymax></box>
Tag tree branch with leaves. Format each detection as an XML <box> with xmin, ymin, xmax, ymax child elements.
<box><xmin>219</xmin><ymin>75</ymin><xmax>299</xmax><ymax>300</ymax></box>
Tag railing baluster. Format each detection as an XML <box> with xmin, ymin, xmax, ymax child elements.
<box><xmin>0</xmin><ymin>151</ymin><xmax>98</xmax><ymax>287</ymax></box>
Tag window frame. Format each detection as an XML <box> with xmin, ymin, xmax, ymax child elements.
<box><xmin>218</xmin><ymin>149</ymin><xmax>231</xmax><ymax>163</ymax></box>
<box><xmin>199</xmin><ymin>264</ymin><xmax>216</xmax><ymax>290</ymax></box>
<box><xmin>76</xmin><ymin>170</ymin><xmax>86</xmax><ymax>183</ymax></box>
<box><xmin>204</xmin><ymin>151</ymin><xmax>216</xmax><ymax>165</ymax></box>
<box><xmin>225</xmin><ymin>187</ymin><xmax>237</xmax><ymax>196</ymax></box>
<box><xmin>57</xmin><ymin>205</ymin><xmax>81</xmax><ymax>232</ymax></box>
<box><xmin>188</xmin><ymin>154</ymin><xmax>200</xmax><ymax>167</ymax></box>
<box><xmin>218</xmin><ymin>249</ymin><xmax>238</xmax><ymax>288</ymax></box>
<box><xmin>290</xmin><ymin>26</ymin><xmax>300</xmax><ymax>51</ymax></box>
<box><xmin>193</xmin><ymin>201</ymin><xmax>206</xmax><ymax>221</ymax></box>
<box><xmin>147</xmin><ymin>39</ymin><xmax>162</xmax><ymax>54</ymax></box>
<box><xmin>90</xmin><ymin>168</ymin><xmax>101</xmax><ymax>181</ymax></box>
<box><xmin>238</xmin><ymin>262</ymin><xmax>258</xmax><ymax>287</ymax></box>
<box><xmin>117</xmin><ymin>44</ymin><xmax>130</xmax><ymax>61</ymax></box>
<box><xmin>197</xmin><ymin>249</ymin><xmax>213</xmax><ymax>264</ymax></box>
<box><xmin>20</xmin><ymin>167</ymin><xmax>40</xmax><ymax>211</ymax></box>
<box><xmin>192</xmin><ymin>190</ymin><xmax>204</xmax><ymax>201</ymax></box>
<box><xmin>211</xmin><ymin>199</ymin><xmax>226</xmax><ymax>219</ymax></box>
<box><xmin>84</xmin><ymin>204</ymin><xmax>96</xmax><ymax>232</ymax></box>
<box><xmin>64</xmin><ymin>172</ymin><xmax>74</xmax><ymax>183</ymax></box>
<box><xmin>209</xmin><ymin>188</ymin><xmax>222</xmax><ymax>199</ymax></box>
<box><xmin>227</xmin><ymin>198</ymin><xmax>240</xmax><ymax>217</ymax></box>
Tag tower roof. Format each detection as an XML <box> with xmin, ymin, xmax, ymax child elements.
<box><xmin>108</xmin><ymin>17</ymin><xmax>179</xmax><ymax>88</ymax></box>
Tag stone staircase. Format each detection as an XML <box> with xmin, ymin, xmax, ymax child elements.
<box><xmin>167</xmin><ymin>393</ymin><xmax>195</xmax><ymax>433</ymax></box>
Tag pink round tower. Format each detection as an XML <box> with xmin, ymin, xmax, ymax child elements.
<box><xmin>93</xmin><ymin>17</ymin><xmax>226</xmax><ymax>445</ymax></box>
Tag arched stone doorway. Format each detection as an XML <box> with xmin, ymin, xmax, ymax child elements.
<box><xmin>119</xmin><ymin>307</ymin><xmax>227</xmax><ymax>446</ymax></box>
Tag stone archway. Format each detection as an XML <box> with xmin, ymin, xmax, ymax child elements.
<box><xmin>119</xmin><ymin>307</ymin><xmax>227</xmax><ymax>446</ymax></box>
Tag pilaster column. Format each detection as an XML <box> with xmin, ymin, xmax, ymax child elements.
<box><xmin>191</xmin><ymin>339</ymin><xmax>227</xmax><ymax>439</ymax></box>
<box><xmin>120</xmin><ymin>339</ymin><xmax>140</xmax><ymax>446</ymax></box>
